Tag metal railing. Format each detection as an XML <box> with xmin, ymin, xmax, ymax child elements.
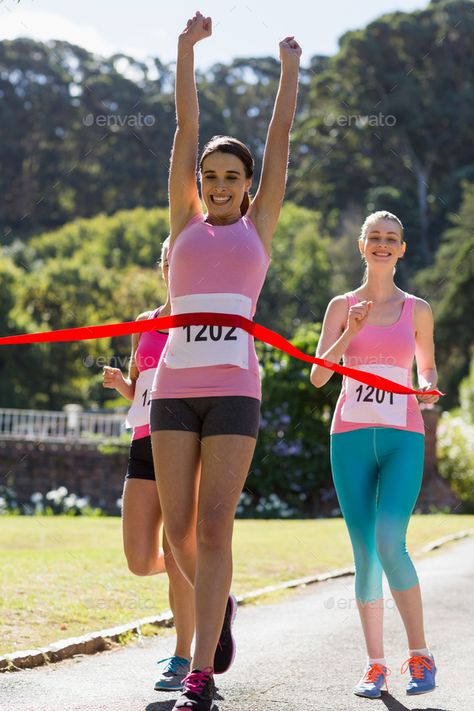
<box><xmin>0</xmin><ymin>408</ymin><xmax>127</xmax><ymax>443</ymax></box>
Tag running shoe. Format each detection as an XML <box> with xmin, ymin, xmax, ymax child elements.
<box><xmin>401</xmin><ymin>654</ymin><xmax>436</xmax><ymax>695</ymax></box>
<box><xmin>154</xmin><ymin>655</ymin><xmax>191</xmax><ymax>691</ymax></box>
<box><xmin>353</xmin><ymin>663</ymin><xmax>391</xmax><ymax>698</ymax></box>
<box><xmin>213</xmin><ymin>593</ymin><xmax>237</xmax><ymax>674</ymax></box>
<box><xmin>173</xmin><ymin>667</ymin><xmax>216</xmax><ymax>710</ymax></box>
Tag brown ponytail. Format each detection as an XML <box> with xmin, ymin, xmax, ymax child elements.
<box><xmin>240</xmin><ymin>191</ymin><xmax>250</xmax><ymax>216</ymax></box>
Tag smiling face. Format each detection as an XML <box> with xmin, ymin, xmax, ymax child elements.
<box><xmin>359</xmin><ymin>218</ymin><xmax>406</xmax><ymax>271</ymax></box>
<box><xmin>200</xmin><ymin>151</ymin><xmax>252</xmax><ymax>224</ymax></box>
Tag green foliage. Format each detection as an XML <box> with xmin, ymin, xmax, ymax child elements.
<box><xmin>437</xmin><ymin>356</ymin><xmax>474</xmax><ymax>513</ymax></box>
<box><xmin>2</xmin><ymin>3</ymin><xmax>474</xmax><ymax>280</ymax></box>
<box><xmin>437</xmin><ymin>410</ymin><xmax>474</xmax><ymax>512</ymax></box>
<box><xmin>245</xmin><ymin>324</ymin><xmax>339</xmax><ymax>517</ymax></box>
<box><xmin>415</xmin><ymin>182</ymin><xmax>474</xmax><ymax>407</ymax></box>
<box><xmin>0</xmin><ymin>38</ymin><xmax>176</xmax><ymax>237</ymax></box>
<box><xmin>1</xmin><ymin>207</ymin><xmax>169</xmax><ymax>408</ymax></box>
<box><xmin>0</xmin><ymin>256</ymin><xmax>34</xmax><ymax>406</ymax></box>
<box><xmin>459</xmin><ymin>355</ymin><xmax>474</xmax><ymax>423</ymax></box>
<box><xmin>98</xmin><ymin>438</ymin><xmax>130</xmax><ymax>456</ymax></box>
<box><xmin>290</xmin><ymin>0</ymin><xmax>474</xmax><ymax>271</ymax></box>
<box><xmin>256</xmin><ymin>203</ymin><xmax>331</xmax><ymax>334</ymax></box>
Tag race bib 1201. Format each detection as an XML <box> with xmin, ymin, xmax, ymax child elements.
<box><xmin>164</xmin><ymin>293</ymin><xmax>252</xmax><ymax>370</ymax></box>
<box><xmin>341</xmin><ymin>364</ymin><xmax>409</xmax><ymax>427</ymax></box>
<box><xmin>125</xmin><ymin>367</ymin><xmax>155</xmax><ymax>429</ymax></box>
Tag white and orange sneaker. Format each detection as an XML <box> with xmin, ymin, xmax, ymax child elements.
<box><xmin>353</xmin><ymin>663</ymin><xmax>391</xmax><ymax>698</ymax></box>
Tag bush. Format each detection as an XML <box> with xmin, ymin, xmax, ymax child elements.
<box><xmin>437</xmin><ymin>411</ymin><xmax>474</xmax><ymax>513</ymax></box>
<box><xmin>242</xmin><ymin>323</ymin><xmax>339</xmax><ymax>518</ymax></box>
<box><xmin>459</xmin><ymin>354</ymin><xmax>474</xmax><ymax>423</ymax></box>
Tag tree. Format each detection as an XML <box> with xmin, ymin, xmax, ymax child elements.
<box><xmin>256</xmin><ymin>203</ymin><xmax>331</xmax><ymax>334</ymax></box>
<box><xmin>0</xmin><ymin>39</ymin><xmax>177</xmax><ymax>238</ymax></box>
<box><xmin>290</xmin><ymin>0</ymin><xmax>474</xmax><ymax>270</ymax></box>
<box><xmin>0</xmin><ymin>256</ymin><xmax>40</xmax><ymax>408</ymax></box>
<box><xmin>415</xmin><ymin>181</ymin><xmax>474</xmax><ymax>406</ymax></box>
<box><xmin>1</xmin><ymin>207</ymin><xmax>170</xmax><ymax>408</ymax></box>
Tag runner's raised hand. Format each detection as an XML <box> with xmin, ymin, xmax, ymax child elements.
<box><xmin>179</xmin><ymin>10</ymin><xmax>212</xmax><ymax>45</ymax></box>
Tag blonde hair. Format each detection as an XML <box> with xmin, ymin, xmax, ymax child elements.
<box><xmin>359</xmin><ymin>211</ymin><xmax>404</xmax><ymax>283</ymax></box>
<box><xmin>360</xmin><ymin>210</ymin><xmax>404</xmax><ymax>242</ymax></box>
<box><xmin>158</xmin><ymin>235</ymin><xmax>170</xmax><ymax>268</ymax></box>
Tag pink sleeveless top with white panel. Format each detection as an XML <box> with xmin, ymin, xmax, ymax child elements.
<box><xmin>128</xmin><ymin>308</ymin><xmax>168</xmax><ymax>440</ymax></box>
<box><xmin>331</xmin><ymin>291</ymin><xmax>424</xmax><ymax>435</ymax></box>
<box><xmin>151</xmin><ymin>213</ymin><xmax>270</xmax><ymax>400</ymax></box>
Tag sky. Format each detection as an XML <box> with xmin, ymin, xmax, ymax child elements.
<box><xmin>0</xmin><ymin>0</ymin><xmax>430</xmax><ymax>67</ymax></box>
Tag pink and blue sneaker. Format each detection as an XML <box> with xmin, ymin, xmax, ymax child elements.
<box><xmin>173</xmin><ymin>667</ymin><xmax>216</xmax><ymax>710</ymax></box>
<box><xmin>353</xmin><ymin>663</ymin><xmax>391</xmax><ymax>698</ymax></box>
<box><xmin>401</xmin><ymin>654</ymin><xmax>436</xmax><ymax>695</ymax></box>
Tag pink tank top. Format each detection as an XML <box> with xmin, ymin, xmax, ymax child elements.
<box><xmin>132</xmin><ymin>308</ymin><xmax>168</xmax><ymax>440</ymax></box>
<box><xmin>331</xmin><ymin>291</ymin><xmax>424</xmax><ymax>435</ymax></box>
<box><xmin>151</xmin><ymin>213</ymin><xmax>270</xmax><ymax>400</ymax></box>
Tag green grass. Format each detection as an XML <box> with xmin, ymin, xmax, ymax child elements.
<box><xmin>0</xmin><ymin>515</ymin><xmax>473</xmax><ymax>655</ymax></box>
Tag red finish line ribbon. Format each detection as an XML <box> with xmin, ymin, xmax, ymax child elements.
<box><xmin>0</xmin><ymin>312</ymin><xmax>443</xmax><ymax>396</ymax></box>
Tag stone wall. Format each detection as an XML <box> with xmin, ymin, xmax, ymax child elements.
<box><xmin>0</xmin><ymin>440</ymin><xmax>128</xmax><ymax>514</ymax></box>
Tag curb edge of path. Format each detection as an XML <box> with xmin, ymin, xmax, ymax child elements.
<box><xmin>2</xmin><ymin>528</ymin><xmax>472</xmax><ymax>673</ymax></box>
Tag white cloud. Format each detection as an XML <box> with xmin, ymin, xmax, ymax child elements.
<box><xmin>0</xmin><ymin>8</ymin><xmax>146</xmax><ymax>59</ymax></box>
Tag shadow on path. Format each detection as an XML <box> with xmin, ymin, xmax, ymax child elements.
<box><xmin>380</xmin><ymin>692</ymin><xmax>451</xmax><ymax>711</ymax></box>
<box><xmin>145</xmin><ymin>694</ymin><xmax>223</xmax><ymax>711</ymax></box>
<box><xmin>145</xmin><ymin>701</ymin><xmax>176</xmax><ymax>711</ymax></box>
<box><xmin>144</xmin><ymin>691</ymin><xmax>448</xmax><ymax>711</ymax></box>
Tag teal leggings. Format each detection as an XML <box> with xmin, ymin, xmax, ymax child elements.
<box><xmin>330</xmin><ymin>428</ymin><xmax>424</xmax><ymax>602</ymax></box>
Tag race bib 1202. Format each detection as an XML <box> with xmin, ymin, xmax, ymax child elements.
<box><xmin>341</xmin><ymin>364</ymin><xmax>409</xmax><ymax>427</ymax></box>
<box><xmin>164</xmin><ymin>293</ymin><xmax>252</xmax><ymax>370</ymax></box>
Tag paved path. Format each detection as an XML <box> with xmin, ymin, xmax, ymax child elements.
<box><xmin>2</xmin><ymin>537</ymin><xmax>473</xmax><ymax>711</ymax></box>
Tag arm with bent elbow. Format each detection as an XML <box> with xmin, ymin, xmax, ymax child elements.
<box><xmin>414</xmin><ymin>299</ymin><xmax>439</xmax><ymax>405</ymax></box>
<box><xmin>310</xmin><ymin>298</ymin><xmax>372</xmax><ymax>388</ymax></box>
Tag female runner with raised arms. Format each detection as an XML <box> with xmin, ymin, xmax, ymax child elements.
<box><xmin>311</xmin><ymin>211</ymin><xmax>438</xmax><ymax>699</ymax></box>
<box><xmin>150</xmin><ymin>11</ymin><xmax>301</xmax><ymax>710</ymax></box>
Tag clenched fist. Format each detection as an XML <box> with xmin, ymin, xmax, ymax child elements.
<box><xmin>102</xmin><ymin>366</ymin><xmax>125</xmax><ymax>389</ymax></box>
<box><xmin>417</xmin><ymin>383</ymin><xmax>439</xmax><ymax>405</ymax></box>
<box><xmin>279</xmin><ymin>36</ymin><xmax>302</xmax><ymax>65</ymax></box>
<box><xmin>179</xmin><ymin>10</ymin><xmax>212</xmax><ymax>45</ymax></box>
<box><xmin>346</xmin><ymin>300</ymin><xmax>373</xmax><ymax>336</ymax></box>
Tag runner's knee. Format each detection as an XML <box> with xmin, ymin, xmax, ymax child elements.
<box><xmin>126</xmin><ymin>552</ymin><xmax>157</xmax><ymax>576</ymax></box>
<box><xmin>197</xmin><ymin>512</ymin><xmax>233</xmax><ymax>551</ymax></box>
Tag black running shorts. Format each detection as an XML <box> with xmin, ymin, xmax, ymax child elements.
<box><xmin>150</xmin><ymin>396</ymin><xmax>260</xmax><ymax>439</ymax></box>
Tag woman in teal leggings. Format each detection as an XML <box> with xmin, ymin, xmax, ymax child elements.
<box><xmin>311</xmin><ymin>210</ymin><xmax>439</xmax><ymax>698</ymax></box>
